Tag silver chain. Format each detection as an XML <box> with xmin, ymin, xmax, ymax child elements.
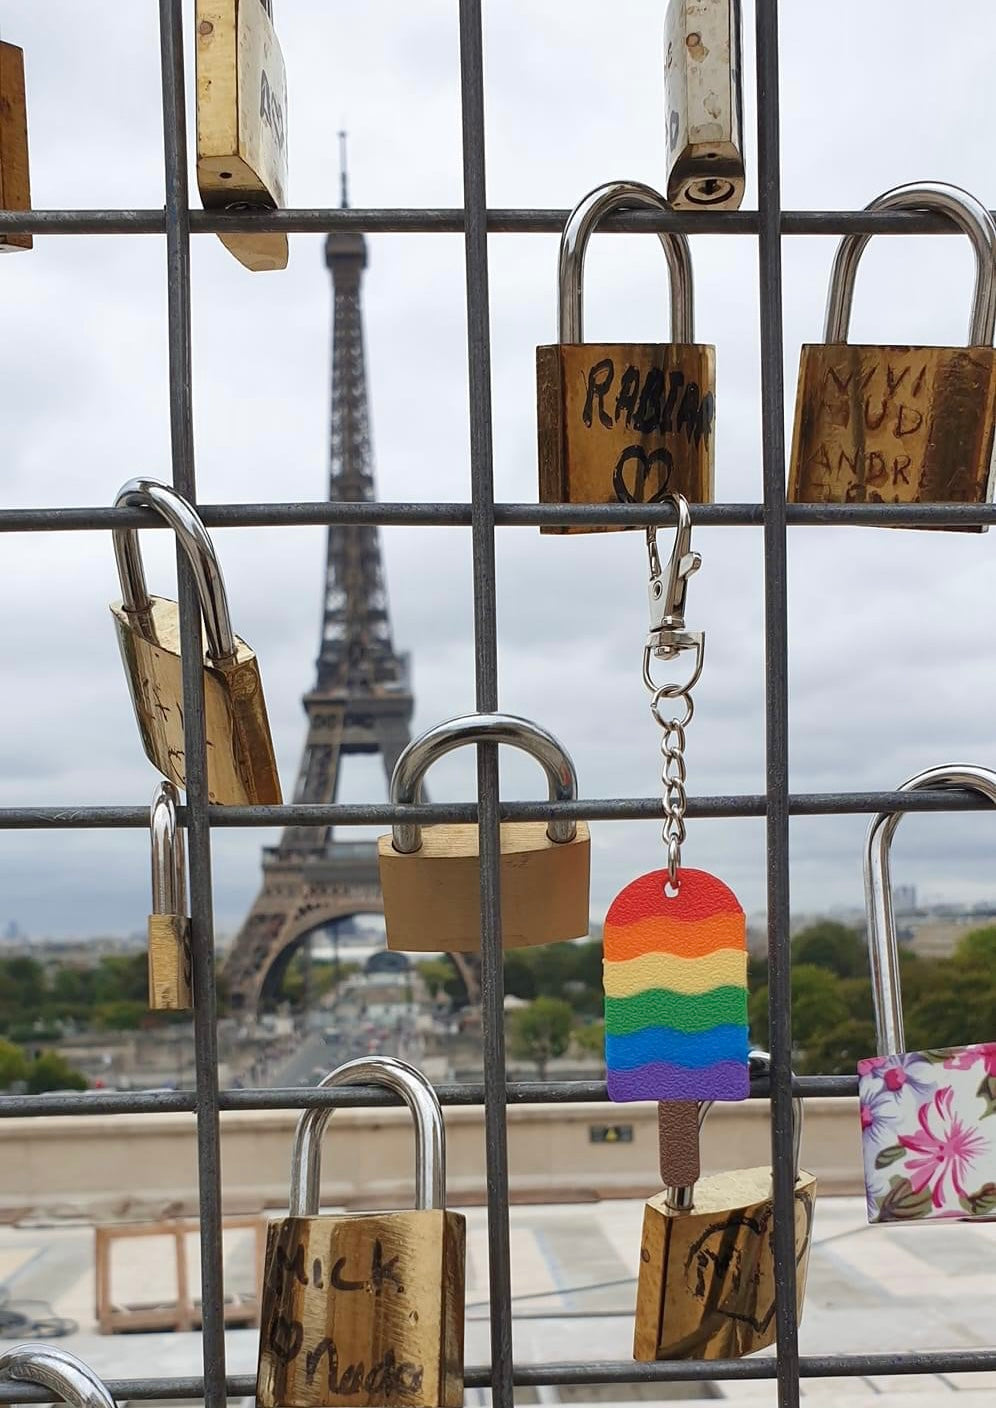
<box><xmin>648</xmin><ymin>682</ymin><xmax>695</xmax><ymax>891</ymax></box>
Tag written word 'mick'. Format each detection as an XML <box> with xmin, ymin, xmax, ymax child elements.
<box><xmin>268</xmin><ymin>1237</ymin><xmax>406</xmax><ymax>1299</ymax></box>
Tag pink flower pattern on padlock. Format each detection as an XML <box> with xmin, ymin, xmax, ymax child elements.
<box><xmin>858</xmin><ymin>1042</ymin><xmax>996</xmax><ymax>1222</ymax></box>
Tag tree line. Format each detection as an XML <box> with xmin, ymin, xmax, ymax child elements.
<box><xmin>489</xmin><ymin>920</ymin><xmax>996</xmax><ymax>1078</ymax></box>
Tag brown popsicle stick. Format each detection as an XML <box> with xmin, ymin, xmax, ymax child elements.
<box><xmin>658</xmin><ymin>1099</ymin><xmax>700</xmax><ymax>1186</ymax></box>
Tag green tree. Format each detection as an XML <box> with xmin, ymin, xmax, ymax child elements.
<box><xmin>418</xmin><ymin>959</ymin><xmax>458</xmax><ymax>1000</ymax></box>
<box><xmin>955</xmin><ymin>925</ymin><xmax>996</xmax><ymax>967</ymax></box>
<box><xmin>94</xmin><ymin>1000</ymin><xmax>148</xmax><ymax>1031</ymax></box>
<box><xmin>792</xmin><ymin>921</ymin><xmax>868</xmax><ymax>978</ymax></box>
<box><xmin>572</xmin><ymin>1020</ymin><xmax>605</xmax><ymax>1065</ymax></box>
<box><xmin>798</xmin><ymin>1017</ymin><xmax>877</xmax><ymax>1076</ymax></box>
<box><xmin>0</xmin><ymin>1039</ymin><xmax>28</xmax><ymax>1090</ymax></box>
<box><xmin>507</xmin><ymin>997</ymin><xmax>574</xmax><ymax>1079</ymax></box>
<box><xmin>25</xmin><ymin>1051</ymin><xmax>86</xmax><ymax>1094</ymax></box>
<box><xmin>792</xmin><ymin>965</ymin><xmax>849</xmax><ymax>1047</ymax></box>
<box><xmin>503</xmin><ymin>951</ymin><xmax>538</xmax><ymax>1001</ymax></box>
<box><xmin>93</xmin><ymin>955</ymin><xmax>147</xmax><ymax>1005</ymax></box>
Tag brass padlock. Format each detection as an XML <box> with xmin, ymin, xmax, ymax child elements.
<box><xmin>634</xmin><ymin>1052</ymin><xmax>816</xmax><ymax>1362</ymax></box>
<box><xmin>663</xmin><ymin>0</ymin><xmax>745</xmax><ymax>211</ymax></box>
<box><xmin>536</xmin><ymin>181</ymin><xmax>715</xmax><ymax>533</ymax></box>
<box><xmin>0</xmin><ymin>39</ymin><xmax>31</xmax><ymax>252</ymax></box>
<box><xmin>148</xmin><ymin>781</ymin><xmax>192</xmax><ymax>1012</ymax></box>
<box><xmin>377</xmin><ymin>712</ymin><xmax>590</xmax><ymax>952</ymax></box>
<box><xmin>110</xmin><ymin>477</ymin><xmax>281</xmax><ymax>805</ymax></box>
<box><xmin>257</xmin><ymin>1056</ymin><xmax>465</xmax><ymax>1408</ymax></box>
<box><xmin>196</xmin><ymin>0</ymin><xmax>288</xmax><ymax>272</ymax></box>
<box><xmin>0</xmin><ymin>1343</ymin><xmax>116</xmax><ymax>1408</ymax></box>
<box><xmin>788</xmin><ymin>182</ymin><xmax>996</xmax><ymax>524</ymax></box>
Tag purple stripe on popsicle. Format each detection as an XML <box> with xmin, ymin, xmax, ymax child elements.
<box><xmin>606</xmin><ymin>1060</ymin><xmax>750</xmax><ymax>1103</ymax></box>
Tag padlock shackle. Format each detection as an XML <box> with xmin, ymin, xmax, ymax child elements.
<box><xmin>824</xmin><ymin>182</ymin><xmax>996</xmax><ymax>346</ymax></box>
<box><xmin>389</xmin><ymin>712</ymin><xmax>579</xmax><ymax>854</ymax></box>
<box><xmin>112</xmin><ymin>478</ymin><xmax>238</xmax><ymax>664</ymax></box>
<box><xmin>665</xmin><ymin>1050</ymin><xmax>802</xmax><ymax>1211</ymax></box>
<box><xmin>289</xmin><ymin>1057</ymin><xmax>445</xmax><ymax>1217</ymax></box>
<box><xmin>150</xmin><ymin>780</ymin><xmax>186</xmax><ymax>918</ymax></box>
<box><xmin>0</xmin><ymin>1345</ymin><xmax>116</xmax><ymax>1408</ymax></box>
<box><xmin>864</xmin><ymin>763</ymin><xmax>996</xmax><ymax>1056</ymax></box>
<box><xmin>558</xmin><ymin>180</ymin><xmax>694</xmax><ymax>345</ymax></box>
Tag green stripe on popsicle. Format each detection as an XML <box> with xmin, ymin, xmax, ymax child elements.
<box><xmin>604</xmin><ymin>985</ymin><xmax>747</xmax><ymax>1036</ymax></box>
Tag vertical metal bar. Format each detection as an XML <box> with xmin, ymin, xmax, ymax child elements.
<box><xmin>157</xmin><ymin>4</ymin><xmax>227</xmax><ymax>1405</ymax></box>
<box><xmin>754</xmin><ymin>2</ymin><xmax>800</xmax><ymax>1404</ymax></box>
<box><xmin>457</xmin><ymin>3</ymin><xmax>515</xmax><ymax>1406</ymax></box>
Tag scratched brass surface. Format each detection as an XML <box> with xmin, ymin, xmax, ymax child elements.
<box><xmin>536</xmin><ymin>344</ymin><xmax>714</xmax><ymax>533</ymax></box>
<box><xmin>789</xmin><ymin>343</ymin><xmax>996</xmax><ymax>527</ymax></box>
<box><xmin>147</xmin><ymin>913</ymin><xmax>193</xmax><ymax>1011</ymax></box>
<box><xmin>111</xmin><ymin>595</ymin><xmax>281</xmax><ymax>805</ymax></box>
<box><xmin>0</xmin><ymin>42</ymin><xmax>31</xmax><ymax>252</ymax></box>
<box><xmin>256</xmin><ymin>1211</ymin><xmax>465</xmax><ymax>1408</ymax></box>
<box><xmin>378</xmin><ymin>822</ymin><xmax>590</xmax><ymax>952</ymax></box>
<box><xmin>634</xmin><ymin>1166</ymin><xmax>816</xmax><ymax>1361</ymax></box>
<box><xmin>196</xmin><ymin>0</ymin><xmax>288</xmax><ymax>271</ymax></box>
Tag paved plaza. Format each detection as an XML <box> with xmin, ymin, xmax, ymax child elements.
<box><xmin>0</xmin><ymin>1197</ymin><xmax>991</xmax><ymax>1405</ymax></box>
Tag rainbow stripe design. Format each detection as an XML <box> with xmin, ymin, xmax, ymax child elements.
<box><xmin>603</xmin><ymin>868</ymin><xmax>749</xmax><ymax>1102</ymax></box>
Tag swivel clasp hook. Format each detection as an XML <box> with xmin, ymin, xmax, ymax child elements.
<box><xmin>646</xmin><ymin>494</ymin><xmax>702</xmax><ymax>662</ymax></box>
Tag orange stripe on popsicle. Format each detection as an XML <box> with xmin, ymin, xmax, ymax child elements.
<box><xmin>603</xmin><ymin>913</ymin><xmax>744</xmax><ymax>962</ymax></box>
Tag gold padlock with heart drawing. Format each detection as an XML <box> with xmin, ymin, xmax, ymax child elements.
<box><xmin>536</xmin><ymin>180</ymin><xmax>715</xmax><ymax>532</ymax></box>
<box><xmin>634</xmin><ymin>1053</ymin><xmax>816</xmax><ymax>1362</ymax></box>
<box><xmin>256</xmin><ymin>1057</ymin><xmax>465</xmax><ymax>1408</ymax></box>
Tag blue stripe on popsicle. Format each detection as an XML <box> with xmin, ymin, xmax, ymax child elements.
<box><xmin>604</xmin><ymin>1023</ymin><xmax>750</xmax><ymax>1072</ymax></box>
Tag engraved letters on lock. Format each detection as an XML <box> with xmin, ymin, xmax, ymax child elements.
<box><xmin>256</xmin><ymin>1058</ymin><xmax>465</xmax><ymax>1408</ymax></box>
<box><xmin>788</xmin><ymin>182</ymin><xmax>996</xmax><ymax>525</ymax></box>
<box><xmin>536</xmin><ymin>181</ymin><xmax>715</xmax><ymax>533</ymax></box>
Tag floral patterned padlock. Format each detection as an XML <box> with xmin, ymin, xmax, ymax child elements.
<box><xmin>859</xmin><ymin>765</ymin><xmax>996</xmax><ymax>1223</ymax></box>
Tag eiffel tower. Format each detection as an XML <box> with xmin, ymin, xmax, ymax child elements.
<box><xmin>225</xmin><ymin>146</ymin><xmax>477</xmax><ymax>1012</ymax></box>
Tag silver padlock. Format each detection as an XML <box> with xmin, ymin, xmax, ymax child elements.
<box><xmin>663</xmin><ymin>0</ymin><xmax>745</xmax><ymax>210</ymax></box>
<box><xmin>0</xmin><ymin>1345</ymin><xmax>116</xmax><ymax>1408</ymax></box>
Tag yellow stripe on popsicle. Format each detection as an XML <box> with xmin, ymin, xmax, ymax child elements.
<box><xmin>603</xmin><ymin>947</ymin><xmax>747</xmax><ymax>998</ymax></box>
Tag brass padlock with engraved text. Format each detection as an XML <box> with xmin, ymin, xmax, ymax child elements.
<box><xmin>110</xmin><ymin>478</ymin><xmax>281</xmax><ymax>806</ymax></box>
<box><xmin>634</xmin><ymin>1053</ymin><xmax>816</xmax><ymax>1361</ymax></box>
<box><xmin>537</xmin><ymin>181</ymin><xmax>715</xmax><ymax>532</ymax></box>
<box><xmin>788</xmin><ymin>182</ymin><xmax>996</xmax><ymax>525</ymax></box>
<box><xmin>257</xmin><ymin>1057</ymin><xmax>465</xmax><ymax>1408</ymax></box>
<box><xmin>196</xmin><ymin>0</ymin><xmax>288</xmax><ymax>271</ymax></box>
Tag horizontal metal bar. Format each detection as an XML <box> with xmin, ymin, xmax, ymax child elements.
<box><xmin>1</xmin><ymin>789</ymin><xmax>993</xmax><ymax>830</ymax></box>
<box><xmin>5</xmin><ymin>500</ymin><xmax>996</xmax><ymax>532</ymax></box>
<box><xmin>0</xmin><ymin>1075</ymin><xmax>856</xmax><ymax>1119</ymax></box>
<box><xmin>1</xmin><ymin>1348</ymin><xmax>994</xmax><ymax>1401</ymax></box>
<box><xmin>1</xmin><ymin>207</ymin><xmax>995</xmax><ymax>236</ymax></box>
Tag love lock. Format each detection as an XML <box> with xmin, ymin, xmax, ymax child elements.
<box><xmin>634</xmin><ymin>1051</ymin><xmax>816</xmax><ymax>1361</ymax></box>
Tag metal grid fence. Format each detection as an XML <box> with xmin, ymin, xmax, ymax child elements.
<box><xmin>1</xmin><ymin>3</ymin><xmax>996</xmax><ymax>1408</ymax></box>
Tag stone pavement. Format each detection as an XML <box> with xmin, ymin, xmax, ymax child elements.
<box><xmin>0</xmin><ymin>1197</ymin><xmax>990</xmax><ymax>1404</ymax></box>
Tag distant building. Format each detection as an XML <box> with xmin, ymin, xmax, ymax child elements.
<box><xmin>893</xmin><ymin>885</ymin><xmax>917</xmax><ymax>914</ymax></box>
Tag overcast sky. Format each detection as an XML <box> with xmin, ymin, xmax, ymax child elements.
<box><xmin>3</xmin><ymin>0</ymin><xmax>996</xmax><ymax>941</ymax></box>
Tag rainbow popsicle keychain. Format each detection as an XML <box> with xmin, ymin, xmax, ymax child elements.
<box><xmin>603</xmin><ymin>497</ymin><xmax>749</xmax><ymax>1185</ymax></box>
